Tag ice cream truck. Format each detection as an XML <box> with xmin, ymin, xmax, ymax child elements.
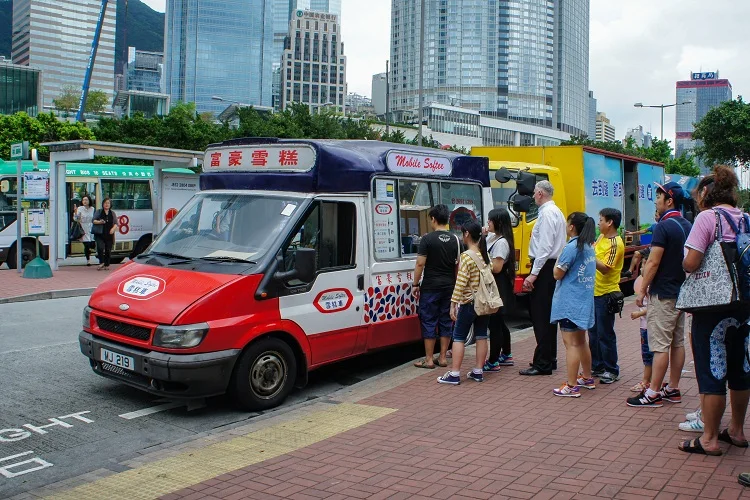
<box><xmin>79</xmin><ymin>139</ymin><xmax>491</xmax><ymax>411</ymax></box>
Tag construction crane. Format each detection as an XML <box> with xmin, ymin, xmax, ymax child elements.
<box><xmin>76</xmin><ymin>0</ymin><xmax>110</xmax><ymax>122</ymax></box>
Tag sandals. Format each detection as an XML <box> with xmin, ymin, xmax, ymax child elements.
<box><xmin>414</xmin><ymin>359</ymin><xmax>436</xmax><ymax>369</ymax></box>
<box><xmin>679</xmin><ymin>438</ymin><xmax>722</xmax><ymax>456</ymax></box>
<box><xmin>719</xmin><ymin>429</ymin><xmax>749</xmax><ymax>448</ymax></box>
<box><xmin>434</xmin><ymin>358</ymin><xmax>448</xmax><ymax>368</ymax></box>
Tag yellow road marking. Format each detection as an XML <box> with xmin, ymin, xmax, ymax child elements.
<box><xmin>47</xmin><ymin>403</ymin><xmax>395</xmax><ymax>500</ymax></box>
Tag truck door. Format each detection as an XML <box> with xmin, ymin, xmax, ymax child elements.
<box><xmin>278</xmin><ymin>196</ymin><xmax>366</xmax><ymax>366</ymax></box>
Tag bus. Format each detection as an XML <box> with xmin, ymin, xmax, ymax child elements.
<box><xmin>0</xmin><ymin>160</ymin><xmax>197</xmax><ymax>269</ymax></box>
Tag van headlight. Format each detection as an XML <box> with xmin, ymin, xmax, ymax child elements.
<box><xmin>83</xmin><ymin>306</ymin><xmax>92</xmax><ymax>329</ymax></box>
<box><xmin>153</xmin><ymin>323</ymin><xmax>209</xmax><ymax>348</ymax></box>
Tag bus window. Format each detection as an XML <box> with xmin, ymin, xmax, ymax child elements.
<box><xmin>0</xmin><ymin>178</ymin><xmax>18</xmax><ymax>211</ymax></box>
<box><xmin>101</xmin><ymin>180</ymin><xmax>152</xmax><ymax>210</ymax></box>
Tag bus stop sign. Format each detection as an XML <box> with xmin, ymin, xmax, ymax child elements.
<box><xmin>11</xmin><ymin>142</ymin><xmax>29</xmax><ymax>160</ymax></box>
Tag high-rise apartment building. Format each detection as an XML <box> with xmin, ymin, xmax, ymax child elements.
<box><xmin>676</xmin><ymin>71</ymin><xmax>732</xmax><ymax>173</ymax></box>
<box><xmin>595</xmin><ymin>112</ymin><xmax>615</xmax><ymax>142</ymax></box>
<box><xmin>389</xmin><ymin>0</ymin><xmax>590</xmax><ymax>136</ymax></box>
<box><xmin>372</xmin><ymin>72</ymin><xmax>387</xmax><ymax>116</ymax></box>
<box><xmin>280</xmin><ymin>9</ymin><xmax>346</xmax><ymax>114</ymax></box>
<box><xmin>12</xmin><ymin>0</ymin><xmax>116</xmax><ymax>111</ymax></box>
<box><xmin>588</xmin><ymin>90</ymin><xmax>597</xmax><ymax>139</ymax></box>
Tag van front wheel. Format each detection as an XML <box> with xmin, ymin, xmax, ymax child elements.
<box><xmin>231</xmin><ymin>337</ymin><xmax>297</xmax><ymax>411</ymax></box>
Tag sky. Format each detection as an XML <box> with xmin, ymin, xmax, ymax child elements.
<box><xmin>140</xmin><ymin>0</ymin><xmax>748</xmax><ymax>145</ymax></box>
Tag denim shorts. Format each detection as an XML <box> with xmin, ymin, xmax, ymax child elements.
<box><xmin>418</xmin><ymin>290</ymin><xmax>453</xmax><ymax>339</ymax></box>
<box><xmin>690</xmin><ymin>310</ymin><xmax>750</xmax><ymax>396</ymax></box>
<box><xmin>452</xmin><ymin>303</ymin><xmax>489</xmax><ymax>343</ymax></box>
<box><xmin>640</xmin><ymin>328</ymin><xmax>654</xmax><ymax>366</ymax></box>
<box><xmin>558</xmin><ymin>318</ymin><xmax>582</xmax><ymax>333</ymax></box>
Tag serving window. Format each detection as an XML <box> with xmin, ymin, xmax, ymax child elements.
<box><xmin>371</xmin><ymin>177</ymin><xmax>482</xmax><ymax>260</ymax></box>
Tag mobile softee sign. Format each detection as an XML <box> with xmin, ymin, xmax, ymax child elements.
<box><xmin>583</xmin><ymin>152</ymin><xmax>624</xmax><ymax>236</ymax></box>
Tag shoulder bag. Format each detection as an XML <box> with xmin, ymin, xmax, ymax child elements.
<box><xmin>91</xmin><ymin>209</ymin><xmax>104</xmax><ymax>235</ymax></box>
<box><xmin>676</xmin><ymin>210</ymin><xmax>742</xmax><ymax>313</ymax></box>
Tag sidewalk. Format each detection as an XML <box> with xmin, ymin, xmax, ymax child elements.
<box><xmin>0</xmin><ymin>261</ymin><xmax>121</xmax><ymax>303</ymax></box>
<box><xmin>32</xmin><ymin>303</ymin><xmax>750</xmax><ymax>500</ymax></box>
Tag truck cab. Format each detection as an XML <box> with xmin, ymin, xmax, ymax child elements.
<box><xmin>79</xmin><ymin>139</ymin><xmax>491</xmax><ymax>411</ymax></box>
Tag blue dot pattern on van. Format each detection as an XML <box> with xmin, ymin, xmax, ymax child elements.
<box><xmin>364</xmin><ymin>284</ymin><xmax>417</xmax><ymax>324</ymax></box>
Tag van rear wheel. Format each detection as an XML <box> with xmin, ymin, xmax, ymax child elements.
<box><xmin>231</xmin><ymin>337</ymin><xmax>297</xmax><ymax>411</ymax></box>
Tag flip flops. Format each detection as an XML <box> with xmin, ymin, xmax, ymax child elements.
<box><xmin>414</xmin><ymin>359</ymin><xmax>436</xmax><ymax>369</ymax></box>
<box><xmin>679</xmin><ymin>438</ymin><xmax>722</xmax><ymax>456</ymax></box>
<box><xmin>433</xmin><ymin>358</ymin><xmax>448</xmax><ymax>367</ymax></box>
<box><xmin>719</xmin><ymin>429</ymin><xmax>749</xmax><ymax>448</ymax></box>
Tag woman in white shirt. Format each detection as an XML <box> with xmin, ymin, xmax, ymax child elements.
<box><xmin>483</xmin><ymin>208</ymin><xmax>517</xmax><ymax>371</ymax></box>
<box><xmin>74</xmin><ymin>195</ymin><xmax>96</xmax><ymax>266</ymax></box>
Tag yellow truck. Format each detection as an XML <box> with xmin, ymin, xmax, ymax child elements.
<box><xmin>471</xmin><ymin>145</ymin><xmax>666</xmax><ymax>295</ymax></box>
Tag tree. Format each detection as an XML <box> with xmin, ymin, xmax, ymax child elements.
<box><xmin>85</xmin><ymin>90</ymin><xmax>109</xmax><ymax>114</ymax></box>
<box><xmin>53</xmin><ymin>85</ymin><xmax>80</xmax><ymax>114</ymax></box>
<box><xmin>739</xmin><ymin>189</ymin><xmax>750</xmax><ymax>212</ymax></box>
<box><xmin>0</xmin><ymin>112</ymin><xmax>95</xmax><ymax>160</ymax></box>
<box><xmin>693</xmin><ymin>96</ymin><xmax>750</xmax><ymax>168</ymax></box>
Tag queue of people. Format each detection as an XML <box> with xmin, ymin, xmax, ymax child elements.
<box><xmin>412</xmin><ymin>167</ymin><xmax>750</xmax><ymax>467</ymax></box>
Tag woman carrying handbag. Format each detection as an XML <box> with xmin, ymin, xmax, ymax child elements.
<box><xmin>678</xmin><ymin>165</ymin><xmax>750</xmax><ymax>456</ymax></box>
<box><xmin>92</xmin><ymin>197</ymin><xmax>119</xmax><ymax>271</ymax></box>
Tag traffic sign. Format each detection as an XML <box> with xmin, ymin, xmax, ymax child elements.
<box><xmin>10</xmin><ymin>141</ymin><xmax>29</xmax><ymax>160</ymax></box>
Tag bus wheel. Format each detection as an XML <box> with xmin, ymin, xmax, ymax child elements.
<box><xmin>231</xmin><ymin>337</ymin><xmax>297</xmax><ymax>411</ymax></box>
<box><xmin>6</xmin><ymin>240</ymin><xmax>36</xmax><ymax>269</ymax></box>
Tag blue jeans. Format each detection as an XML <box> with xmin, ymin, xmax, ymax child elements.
<box><xmin>589</xmin><ymin>295</ymin><xmax>619</xmax><ymax>376</ymax></box>
<box><xmin>452</xmin><ymin>303</ymin><xmax>489</xmax><ymax>343</ymax></box>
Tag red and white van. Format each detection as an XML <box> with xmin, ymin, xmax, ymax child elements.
<box><xmin>79</xmin><ymin>139</ymin><xmax>491</xmax><ymax>411</ymax></box>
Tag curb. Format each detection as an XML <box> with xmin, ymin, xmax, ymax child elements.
<box><xmin>0</xmin><ymin>287</ymin><xmax>94</xmax><ymax>305</ymax></box>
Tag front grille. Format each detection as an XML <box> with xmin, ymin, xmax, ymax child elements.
<box><xmin>97</xmin><ymin>317</ymin><xmax>151</xmax><ymax>341</ymax></box>
<box><xmin>99</xmin><ymin>362</ymin><xmax>149</xmax><ymax>386</ymax></box>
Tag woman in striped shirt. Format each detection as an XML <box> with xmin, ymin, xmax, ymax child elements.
<box><xmin>438</xmin><ymin>220</ymin><xmax>492</xmax><ymax>385</ymax></box>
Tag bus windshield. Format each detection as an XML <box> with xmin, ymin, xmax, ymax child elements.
<box><xmin>149</xmin><ymin>192</ymin><xmax>304</xmax><ymax>262</ymax></box>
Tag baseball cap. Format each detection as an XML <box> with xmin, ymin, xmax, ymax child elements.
<box><xmin>655</xmin><ymin>181</ymin><xmax>685</xmax><ymax>204</ymax></box>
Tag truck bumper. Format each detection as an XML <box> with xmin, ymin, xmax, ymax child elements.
<box><xmin>79</xmin><ymin>331</ymin><xmax>241</xmax><ymax>399</ymax></box>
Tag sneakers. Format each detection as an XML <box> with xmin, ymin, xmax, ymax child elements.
<box><xmin>576</xmin><ymin>376</ymin><xmax>596</xmax><ymax>390</ymax></box>
<box><xmin>592</xmin><ymin>369</ymin><xmax>605</xmax><ymax>377</ymax></box>
<box><xmin>626</xmin><ymin>391</ymin><xmax>663</xmax><ymax>407</ymax></box>
<box><xmin>679</xmin><ymin>418</ymin><xmax>705</xmax><ymax>433</ymax></box>
<box><xmin>599</xmin><ymin>371</ymin><xmax>620</xmax><ymax>384</ymax></box>
<box><xmin>483</xmin><ymin>360</ymin><xmax>502</xmax><ymax>372</ymax></box>
<box><xmin>686</xmin><ymin>409</ymin><xmax>702</xmax><ymax>421</ymax></box>
<box><xmin>630</xmin><ymin>381</ymin><xmax>649</xmax><ymax>393</ymax></box>
<box><xmin>659</xmin><ymin>386</ymin><xmax>682</xmax><ymax>403</ymax></box>
<box><xmin>437</xmin><ymin>372</ymin><xmax>460</xmax><ymax>385</ymax></box>
<box><xmin>467</xmin><ymin>371</ymin><xmax>484</xmax><ymax>383</ymax></box>
<box><xmin>553</xmin><ymin>383</ymin><xmax>581</xmax><ymax>398</ymax></box>
<box><xmin>497</xmin><ymin>353</ymin><xmax>515</xmax><ymax>366</ymax></box>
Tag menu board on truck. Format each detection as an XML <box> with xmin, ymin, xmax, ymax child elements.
<box><xmin>583</xmin><ymin>152</ymin><xmax>624</xmax><ymax>236</ymax></box>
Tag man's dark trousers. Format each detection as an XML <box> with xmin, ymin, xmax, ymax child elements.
<box><xmin>529</xmin><ymin>260</ymin><xmax>557</xmax><ymax>372</ymax></box>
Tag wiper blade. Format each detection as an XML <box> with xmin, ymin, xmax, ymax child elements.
<box><xmin>199</xmin><ymin>256</ymin><xmax>256</xmax><ymax>264</ymax></box>
<box><xmin>139</xmin><ymin>251</ymin><xmax>195</xmax><ymax>263</ymax></box>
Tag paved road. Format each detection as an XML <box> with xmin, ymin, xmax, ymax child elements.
<box><xmin>0</xmin><ymin>296</ymin><xmax>531</xmax><ymax>497</ymax></box>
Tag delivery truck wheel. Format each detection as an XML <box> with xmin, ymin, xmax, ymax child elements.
<box><xmin>231</xmin><ymin>337</ymin><xmax>297</xmax><ymax>411</ymax></box>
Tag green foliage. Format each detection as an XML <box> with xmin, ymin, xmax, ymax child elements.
<box><xmin>0</xmin><ymin>112</ymin><xmax>95</xmax><ymax>160</ymax></box>
<box><xmin>114</xmin><ymin>0</ymin><xmax>165</xmax><ymax>70</ymax></box>
<box><xmin>739</xmin><ymin>189</ymin><xmax>750</xmax><ymax>212</ymax></box>
<box><xmin>53</xmin><ymin>86</ymin><xmax>81</xmax><ymax>113</ymax></box>
<box><xmin>693</xmin><ymin>96</ymin><xmax>750</xmax><ymax>168</ymax></box>
<box><xmin>85</xmin><ymin>90</ymin><xmax>110</xmax><ymax>114</ymax></box>
<box><xmin>562</xmin><ymin>135</ymin><xmax>699</xmax><ymax>177</ymax></box>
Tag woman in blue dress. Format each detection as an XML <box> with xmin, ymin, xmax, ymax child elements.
<box><xmin>550</xmin><ymin>212</ymin><xmax>597</xmax><ymax>398</ymax></box>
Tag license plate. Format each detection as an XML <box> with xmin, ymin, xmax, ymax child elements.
<box><xmin>101</xmin><ymin>348</ymin><xmax>135</xmax><ymax>372</ymax></box>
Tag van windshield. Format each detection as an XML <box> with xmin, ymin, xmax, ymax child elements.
<box><xmin>149</xmin><ymin>193</ymin><xmax>304</xmax><ymax>262</ymax></box>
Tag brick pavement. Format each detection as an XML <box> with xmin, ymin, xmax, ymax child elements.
<box><xmin>0</xmin><ymin>262</ymin><xmax>121</xmax><ymax>301</ymax></box>
<box><xmin>157</xmin><ymin>303</ymin><xmax>750</xmax><ymax>500</ymax></box>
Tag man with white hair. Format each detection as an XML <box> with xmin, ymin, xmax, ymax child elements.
<box><xmin>520</xmin><ymin>180</ymin><xmax>567</xmax><ymax>376</ymax></box>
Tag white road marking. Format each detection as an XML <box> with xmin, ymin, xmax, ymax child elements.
<box><xmin>118</xmin><ymin>402</ymin><xmax>183</xmax><ymax>420</ymax></box>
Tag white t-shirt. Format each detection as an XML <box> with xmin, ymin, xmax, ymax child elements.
<box><xmin>486</xmin><ymin>233</ymin><xmax>510</xmax><ymax>261</ymax></box>
<box><xmin>75</xmin><ymin>206</ymin><xmax>95</xmax><ymax>242</ymax></box>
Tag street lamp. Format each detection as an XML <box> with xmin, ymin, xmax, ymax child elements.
<box><xmin>633</xmin><ymin>101</ymin><xmax>692</xmax><ymax>140</ymax></box>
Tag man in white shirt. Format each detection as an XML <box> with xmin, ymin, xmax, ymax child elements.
<box><xmin>520</xmin><ymin>180</ymin><xmax>567</xmax><ymax>376</ymax></box>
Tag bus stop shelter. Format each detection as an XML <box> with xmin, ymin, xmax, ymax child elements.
<box><xmin>40</xmin><ymin>140</ymin><xmax>203</xmax><ymax>271</ymax></box>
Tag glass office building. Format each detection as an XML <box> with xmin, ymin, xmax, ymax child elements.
<box><xmin>675</xmin><ymin>72</ymin><xmax>732</xmax><ymax>173</ymax></box>
<box><xmin>0</xmin><ymin>59</ymin><xmax>42</xmax><ymax>116</ymax></box>
<box><xmin>390</xmin><ymin>0</ymin><xmax>590</xmax><ymax>136</ymax></box>
<box><xmin>126</xmin><ymin>47</ymin><xmax>163</xmax><ymax>93</ymax></box>
<box><xmin>11</xmin><ymin>0</ymin><xmax>116</xmax><ymax>112</ymax></box>
<box><xmin>165</xmin><ymin>0</ymin><xmax>340</xmax><ymax>115</ymax></box>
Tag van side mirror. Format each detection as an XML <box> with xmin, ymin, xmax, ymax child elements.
<box><xmin>512</xmin><ymin>194</ymin><xmax>533</xmax><ymax>213</ymax></box>
<box><xmin>516</xmin><ymin>171</ymin><xmax>536</xmax><ymax>196</ymax></box>
<box><xmin>495</xmin><ymin>168</ymin><xmax>513</xmax><ymax>184</ymax></box>
<box><xmin>274</xmin><ymin>247</ymin><xmax>317</xmax><ymax>284</ymax></box>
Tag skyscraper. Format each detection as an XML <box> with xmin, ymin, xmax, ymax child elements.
<box><xmin>588</xmin><ymin>90</ymin><xmax>597</xmax><ymax>139</ymax></box>
<box><xmin>675</xmin><ymin>71</ymin><xmax>732</xmax><ymax>173</ymax></box>
<box><xmin>310</xmin><ymin>0</ymin><xmax>342</xmax><ymax>16</ymax></box>
<box><xmin>12</xmin><ymin>0</ymin><xmax>116</xmax><ymax>111</ymax></box>
<box><xmin>389</xmin><ymin>0</ymin><xmax>590</xmax><ymax>136</ymax></box>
